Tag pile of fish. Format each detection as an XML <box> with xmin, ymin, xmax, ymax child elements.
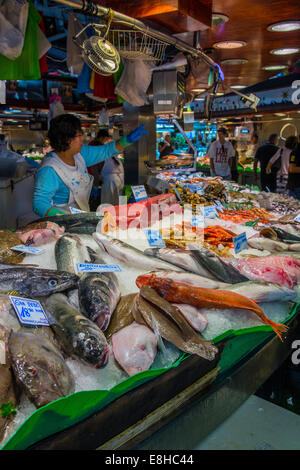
<box><xmin>248</xmin><ymin>224</ymin><xmax>300</xmax><ymax>254</ymax></box>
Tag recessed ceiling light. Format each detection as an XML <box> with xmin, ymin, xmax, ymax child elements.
<box><xmin>213</xmin><ymin>40</ymin><xmax>247</xmax><ymax>49</ymax></box>
<box><xmin>221</xmin><ymin>58</ymin><xmax>248</xmax><ymax>65</ymax></box>
<box><xmin>192</xmin><ymin>88</ymin><xmax>206</xmax><ymax>93</ymax></box>
<box><xmin>267</xmin><ymin>21</ymin><xmax>300</xmax><ymax>32</ymax></box>
<box><xmin>262</xmin><ymin>64</ymin><xmax>287</xmax><ymax>71</ymax></box>
<box><xmin>274</xmin><ymin>113</ymin><xmax>286</xmax><ymax>116</ymax></box>
<box><xmin>271</xmin><ymin>47</ymin><xmax>300</xmax><ymax>55</ymax></box>
<box><xmin>194</xmin><ymin>98</ymin><xmax>204</xmax><ymax>101</ymax></box>
<box><xmin>255</xmin><ymin>114</ymin><xmax>263</xmax><ymax>117</ymax></box>
<box><xmin>212</xmin><ymin>13</ymin><xmax>229</xmax><ymax>26</ymax></box>
<box><xmin>230</xmin><ymin>85</ymin><xmax>246</xmax><ymax>89</ymax></box>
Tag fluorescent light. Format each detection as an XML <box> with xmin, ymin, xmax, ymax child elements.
<box><xmin>271</xmin><ymin>47</ymin><xmax>300</xmax><ymax>55</ymax></box>
<box><xmin>267</xmin><ymin>21</ymin><xmax>300</xmax><ymax>32</ymax></box>
<box><xmin>194</xmin><ymin>98</ymin><xmax>204</xmax><ymax>101</ymax></box>
<box><xmin>221</xmin><ymin>58</ymin><xmax>248</xmax><ymax>65</ymax></box>
<box><xmin>274</xmin><ymin>113</ymin><xmax>286</xmax><ymax>116</ymax></box>
<box><xmin>230</xmin><ymin>85</ymin><xmax>246</xmax><ymax>89</ymax></box>
<box><xmin>262</xmin><ymin>64</ymin><xmax>287</xmax><ymax>71</ymax></box>
<box><xmin>213</xmin><ymin>41</ymin><xmax>247</xmax><ymax>49</ymax></box>
<box><xmin>255</xmin><ymin>114</ymin><xmax>263</xmax><ymax>117</ymax></box>
<box><xmin>192</xmin><ymin>88</ymin><xmax>206</xmax><ymax>93</ymax></box>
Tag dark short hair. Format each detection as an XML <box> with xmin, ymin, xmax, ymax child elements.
<box><xmin>230</xmin><ymin>139</ymin><xmax>237</xmax><ymax>147</ymax></box>
<box><xmin>218</xmin><ymin>127</ymin><xmax>227</xmax><ymax>135</ymax></box>
<box><xmin>48</xmin><ymin>114</ymin><xmax>82</xmax><ymax>152</ymax></box>
<box><xmin>285</xmin><ymin>135</ymin><xmax>298</xmax><ymax>150</ymax></box>
<box><xmin>269</xmin><ymin>133</ymin><xmax>278</xmax><ymax>144</ymax></box>
<box><xmin>96</xmin><ymin>129</ymin><xmax>110</xmax><ymax>141</ymax></box>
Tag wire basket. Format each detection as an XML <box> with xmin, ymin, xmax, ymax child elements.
<box><xmin>108</xmin><ymin>30</ymin><xmax>167</xmax><ymax>62</ymax></box>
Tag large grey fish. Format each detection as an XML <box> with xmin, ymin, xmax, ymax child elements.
<box><xmin>45</xmin><ymin>294</ymin><xmax>110</xmax><ymax>368</ymax></box>
<box><xmin>143</xmin><ymin>247</ymin><xmax>214</xmax><ymax>278</ymax></box>
<box><xmin>78</xmin><ymin>248</ymin><xmax>121</xmax><ymax>331</ymax></box>
<box><xmin>0</xmin><ymin>265</ymin><xmax>78</xmax><ymax>297</ymax></box>
<box><xmin>93</xmin><ymin>233</ymin><xmax>182</xmax><ymax>271</ymax></box>
<box><xmin>188</xmin><ymin>244</ymin><xmax>249</xmax><ymax>283</ymax></box>
<box><xmin>36</xmin><ymin>212</ymin><xmax>103</xmax><ymax>227</ymax></box>
<box><xmin>55</xmin><ymin>234</ymin><xmax>91</xmax><ymax>274</ymax></box>
<box><xmin>8</xmin><ymin>330</ymin><xmax>74</xmax><ymax>408</ymax></box>
<box><xmin>260</xmin><ymin>226</ymin><xmax>300</xmax><ymax>243</ymax></box>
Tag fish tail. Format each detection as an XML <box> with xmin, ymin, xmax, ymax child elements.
<box><xmin>262</xmin><ymin>318</ymin><xmax>288</xmax><ymax>341</ymax></box>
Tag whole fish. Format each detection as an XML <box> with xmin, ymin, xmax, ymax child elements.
<box><xmin>112</xmin><ymin>322</ymin><xmax>158</xmax><ymax>376</ymax></box>
<box><xmin>288</xmin><ymin>243</ymin><xmax>300</xmax><ymax>252</ymax></box>
<box><xmin>45</xmin><ymin>294</ymin><xmax>110</xmax><ymax>368</ymax></box>
<box><xmin>93</xmin><ymin>232</ymin><xmax>182</xmax><ymax>271</ymax></box>
<box><xmin>261</xmin><ymin>226</ymin><xmax>300</xmax><ymax>243</ymax></box>
<box><xmin>171</xmin><ymin>304</ymin><xmax>208</xmax><ymax>333</ymax></box>
<box><xmin>0</xmin><ymin>266</ymin><xmax>78</xmax><ymax>297</ymax></box>
<box><xmin>55</xmin><ymin>234</ymin><xmax>91</xmax><ymax>274</ymax></box>
<box><xmin>188</xmin><ymin>244</ymin><xmax>249</xmax><ymax>283</ymax></box>
<box><xmin>136</xmin><ymin>286</ymin><xmax>218</xmax><ymax>360</ymax></box>
<box><xmin>36</xmin><ymin>212</ymin><xmax>103</xmax><ymax>227</ymax></box>
<box><xmin>224</xmin><ymin>255</ymin><xmax>300</xmax><ymax>289</ymax></box>
<box><xmin>78</xmin><ymin>248</ymin><xmax>121</xmax><ymax>331</ymax></box>
<box><xmin>222</xmin><ymin>281</ymin><xmax>297</xmax><ymax>303</ymax></box>
<box><xmin>144</xmin><ymin>247</ymin><xmax>214</xmax><ymax>278</ymax></box>
<box><xmin>8</xmin><ymin>330</ymin><xmax>74</xmax><ymax>408</ymax></box>
<box><xmin>136</xmin><ymin>276</ymin><xmax>288</xmax><ymax>341</ymax></box>
<box><xmin>105</xmin><ymin>293</ymin><xmax>137</xmax><ymax>341</ymax></box>
<box><xmin>67</xmin><ymin>225</ymin><xmax>97</xmax><ymax>235</ymax></box>
<box><xmin>248</xmin><ymin>237</ymin><xmax>289</xmax><ymax>252</ymax></box>
<box><xmin>0</xmin><ymin>325</ymin><xmax>19</xmax><ymax>442</ymax></box>
<box><xmin>136</xmin><ymin>270</ymin><xmax>228</xmax><ymax>290</ymax></box>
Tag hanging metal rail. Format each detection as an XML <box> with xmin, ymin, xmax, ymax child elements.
<box><xmin>51</xmin><ymin>0</ymin><xmax>224</xmax><ymax>85</ymax></box>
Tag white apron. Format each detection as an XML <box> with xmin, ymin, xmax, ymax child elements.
<box><xmin>41</xmin><ymin>152</ymin><xmax>94</xmax><ymax>213</ymax></box>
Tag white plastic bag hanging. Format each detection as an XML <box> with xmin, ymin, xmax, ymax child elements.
<box><xmin>98</xmin><ymin>108</ymin><xmax>109</xmax><ymax>126</ymax></box>
<box><xmin>67</xmin><ymin>12</ymin><xmax>87</xmax><ymax>76</ymax></box>
<box><xmin>0</xmin><ymin>0</ymin><xmax>29</xmax><ymax>60</ymax></box>
<box><xmin>115</xmin><ymin>59</ymin><xmax>154</xmax><ymax>107</ymax></box>
<box><xmin>48</xmin><ymin>94</ymin><xmax>65</xmax><ymax>122</ymax></box>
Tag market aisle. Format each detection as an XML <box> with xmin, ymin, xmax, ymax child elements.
<box><xmin>135</xmin><ymin>395</ymin><xmax>300</xmax><ymax>450</ymax></box>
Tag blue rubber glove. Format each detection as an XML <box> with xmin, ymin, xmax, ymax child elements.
<box><xmin>119</xmin><ymin>124</ymin><xmax>148</xmax><ymax>148</ymax></box>
<box><xmin>47</xmin><ymin>208</ymin><xmax>67</xmax><ymax>216</ymax></box>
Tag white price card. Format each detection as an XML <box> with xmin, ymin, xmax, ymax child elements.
<box><xmin>76</xmin><ymin>263</ymin><xmax>122</xmax><ymax>273</ymax></box>
<box><xmin>201</xmin><ymin>205</ymin><xmax>218</xmax><ymax>218</ymax></box>
<box><xmin>144</xmin><ymin>229</ymin><xmax>166</xmax><ymax>248</ymax></box>
<box><xmin>11</xmin><ymin>245</ymin><xmax>46</xmax><ymax>255</ymax></box>
<box><xmin>294</xmin><ymin>213</ymin><xmax>300</xmax><ymax>223</ymax></box>
<box><xmin>131</xmin><ymin>185</ymin><xmax>148</xmax><ymax>202</ymax></box>
<box><xmin>9</xmin><ymin>296</ymin><xmax>49</xmax><ymax>327</ymax></box>
<box><xmin>191</xmin><ymin>216</ymin><xmax>206</xmax><ymax>228</ymax></box>
<box><xmin>233</xmin><ymin>232</ymin><xmax>248</xmax><ymax>254</ymax></box>
<box><xmin>214</xmin><ymin>200</ymin><xmax>224</xmax><ymax>212</ymax></box>
<box><xmin>69</xmin><ymin>207</ymin><xmax>86</xmax><ymax>214</ymax></box>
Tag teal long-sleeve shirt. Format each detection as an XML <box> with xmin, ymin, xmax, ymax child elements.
<box><xmin>33</xmin><ymin>142</ymin><xmax>119</xmax><ymax>217</ymax></box>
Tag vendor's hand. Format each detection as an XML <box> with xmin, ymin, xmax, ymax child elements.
<box><xmin>119</xmin><ymin>125</ymin><xmax>148</xmax><ymax>148</ymax></box>
<box><xmin>47</xmin><ymin>208</ymin><xmax>66</xmax><ymax>216</ymax></box>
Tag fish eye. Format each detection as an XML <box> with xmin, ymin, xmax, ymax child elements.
<box><xmin>48</xmin><ymin>278</ymin><xmax>58</xmax><ymax>287</ymax></box>
<box><xmin>26</xmin><ymin>366</ymin><xmax>37</xmax><ymax>376</ymax></box>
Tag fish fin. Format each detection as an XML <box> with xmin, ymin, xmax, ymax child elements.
<box><xmin>87</xmin><ymin>246</ymin><xmax>97</xmax><ymax>262</ymax></box>
<box><xmin>264</xmin><ymin>320</ymin><xmax>288</xmax><ymax>342</ymax></box>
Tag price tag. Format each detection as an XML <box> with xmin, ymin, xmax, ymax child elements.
<box><xmin>294</xmin><ymin>213</ymin><xmax>300</xmax><ymax>223</ymax></box>
<box><xmin>201</xmin><ymin>206</ymin><xmax>218</xmax><ymax>218</ymax></box>
<box><xmin>191</xmin><ymin>217</ymin><xmax>206</xmax><ymax>228</ymax></box>
<box><xmin>131</xmin><ymin>185</ymin><xmax>148</xmax><ymax>202</ymax></box>
<box><xmin>144</xmin><ymin>229</ymin><xmax>166</xmax><ymax>248</ymax></box>
<box><xmin>233</xmin><ymin>232</ymin><xmax>248</xmax><ymax>254</ymax></box>
<box><xmin>9</xmin><ymin>296</ymin><xmax>49</xmax><ymax>327</ymax></box>
<box><xmin>70</xmin><ymin>207</ymin><xmax>86</xmax><ymax>214</ymax></box>
<box><xmin>214</xmin><ymin>200</ymin><xmax>224</xmax><ymax>212</ymax></box>
<box><xmin>197</xmin><ymin>186</ymin><xmax>205</xmax><ymax>195</ymax></box>
<box><xmin>76</xmin><ymin>263</ymin><xmax>122</xmax><ymax>273</ymax></box>
<box><xmin>11</xmin><ymin>245</ymin><xmax>46</xmax><ymax>255</ymax></box>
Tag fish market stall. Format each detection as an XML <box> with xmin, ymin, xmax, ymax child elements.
<box><xmin>0</xmin><ymin>186</ymin><xmax>300</xmax><ymax>450</ymax></box>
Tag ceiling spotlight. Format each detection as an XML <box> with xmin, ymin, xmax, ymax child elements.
<box><xmin>212</xmin><ymin>13</ymin><xmax>229</xmax><ymax>26</ymax></box>
<box><xmin>271</xmin><ymin>47</ymin><xmax>300</xmax><ymax>55</ymax></box>
<box><xmin>191</xmin><ymin>88</ymin><xmax>206</xmax><ymax>93</ymax></box>
<box><xmin>213</xmin><ymin>40</ymin><xmax>247</xmax><ymax>49</ymax></box>
<box><xmin>262</xmin><ymin>64</ymin><xmax>287</xmax><ymax>71</ymax></box>
<box><xmin>267</xmin><ymin>21</ymin><xmax>300</xmax><ymax>32</ymax></box>
<box><xmin>221</xmin><ymin>58</ymin><xmax>248</xmax><ymax>65</ymax></box>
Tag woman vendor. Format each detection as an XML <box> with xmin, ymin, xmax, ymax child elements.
<box><xmin>33</xmin><ymin>114</ymin><xmax>147</xmax><ymax>217</ymax></box>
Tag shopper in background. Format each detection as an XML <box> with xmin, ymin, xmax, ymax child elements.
<box><xmin>253</xmin><ymin>133</ymin><xmax>279</xmax><ymax>192</ymax></box>
<box><xmin>229</xmin><ymin>139</ymin><xmax>239</xmax><ymax>183</ymax></box>
<box><xmin>207</xmin><ymin>127</ymin><xmax>234</xmax><ymax>180</ymax></box>
<box><xmin>33</xmin><ymin>114</ymin><xmax>147</xmax><ymax>217</ymax></box>
<box><xmin>89</xmin><ymin>129</ymin><xmax>124</xmax><ymax>206</ymax></box>
<box><xmin>159</xmin><ymin>134</ymin><xmax>174</xmax><ymax>158</ymax></box>
<box><xmin>287</xmin><ymin>143</ymin><xmax>300</xmax><ymax>200</ymax></box>
<box><xmin>247</xmin><ymin>134</ymin><xmax>259</xmax><ymax>159</ymax></box>
<box><xmin>266</xmin><ymin>136</ymin><xmax>298</xmax><ymax>194</ymax></box>
<box><xmin>0</xmin><ymin>134</ymin><xmax>23</xmax><ymax>161</ymax></box>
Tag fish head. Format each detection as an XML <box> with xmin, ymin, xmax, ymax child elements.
<box><xmin>76</xmin><ymin>318</ymin><xmax>110</xmax><ymax>368</ymax></box>
<box><xmin>9</xmin><ymin>331</ymin><xmax>74</xmax><ymax>407</ymax></box>
<box><xmin>136</xmin><ymin>273</ymin><xmax>154</xmax><ymax>288</ymax></box>
<box><xmin>30</xmin><ymin>270</ymin><xmax>79</xmax><ymax>296</ymax></box>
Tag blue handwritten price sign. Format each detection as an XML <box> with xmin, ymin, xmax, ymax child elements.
<box><xmin>9</xmin><ymin>296</ymin><xmax>49</xmax><ymax>327</ymax></box>
<box><xmin>214</xmin><ymin>200</ymin><xmax>224</xmax><ymax>212</ymax></box>
<box><xmin>201</xmin><ymin>205</ymin><xmax>218</xmax><ymax>218</ymax></box>
<box><xmin>76</xmin><ymin>263</ymin><xmax>122</xmax><ymax>273</ymax></box>
<box><xmin>233</xmin><ymin>232</ymin><xmax>248</xmax><ymax>254</ymax></box>
<box><xmin>70</xmin><ymin>207</ymin><xmax>86</xmax><ymax>214</ymax></box>
<box><xmin>294</xmin><ymin>213</ymin><xmax>300</xmax><ymax>223</ymax></box>
<box><xmin>11</xmin><ymin>245</ymin><xmax>46</xmax><ymax>255</ymax></box>
<box><xmin>191</xmin><ymin>216</ymin><xmax>206</xmax><ymax>228</ymax></box>
<box><xmin>131</xmin><ymin>185</ymin><xmax>148</xmax><ymax>202</ymax></box>
<box><xmin>197</xmin><ymin>186</ymin><xmax>205</xmax><ymax>195</ymax></box>
<box><xmin>144</xmin><ymin>229</ymin><xmax>166</xmax><ymax>248</ymax></box>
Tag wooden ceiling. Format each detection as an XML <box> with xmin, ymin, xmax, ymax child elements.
<box><xmin>95</xmin><ymin>0</ymin><xmax>300</xmax><ymax>90</ymax></box>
